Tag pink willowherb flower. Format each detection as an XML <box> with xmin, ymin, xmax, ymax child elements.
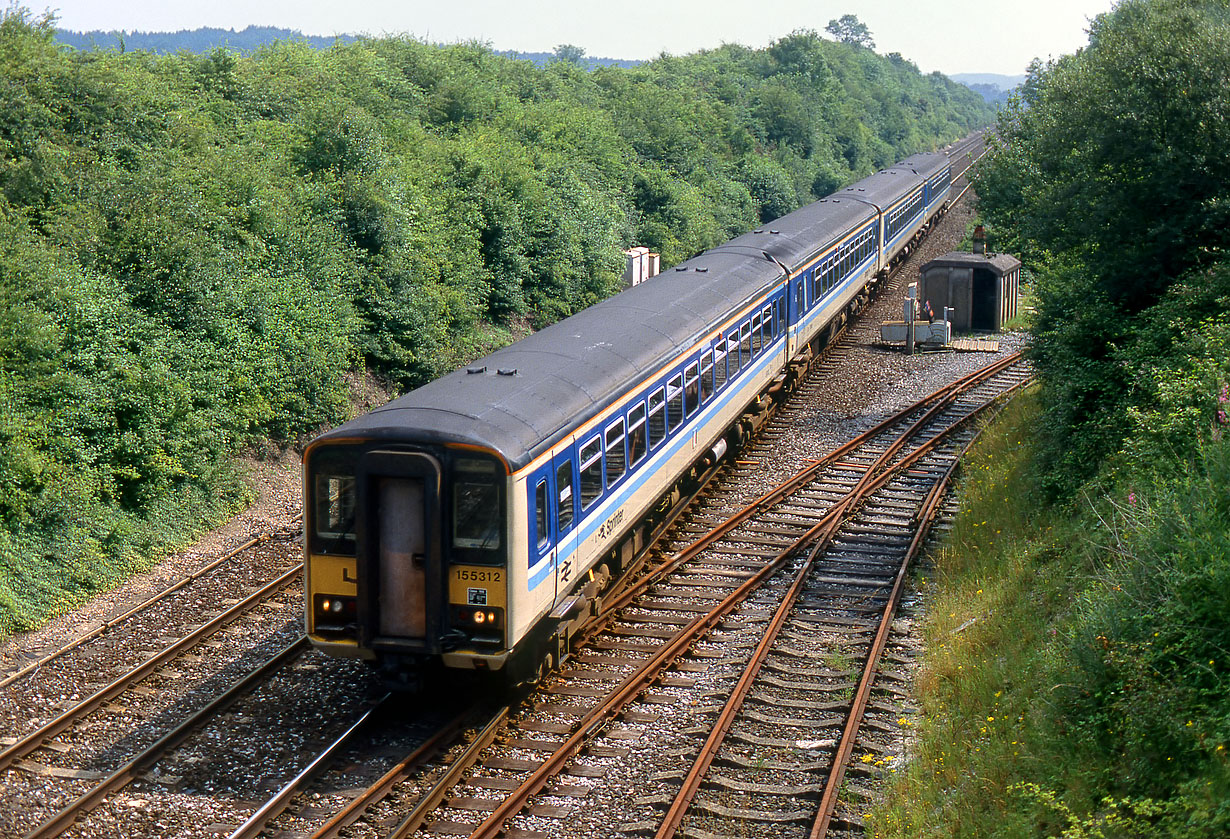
<box><xmin>1128</xmin><ymin>490</ymin><xmax>1137</xmax><ymax>506</ymax></box>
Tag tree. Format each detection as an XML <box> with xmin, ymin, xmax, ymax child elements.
<box><xmin>826</xmin><ymin>14</ymin><xmax>874</xmax><ymax>49</ymax></box>
<box><xmin>552</xmin><ymin>44</ymin><xmax>586</xmax><ymax>65</ymax></box>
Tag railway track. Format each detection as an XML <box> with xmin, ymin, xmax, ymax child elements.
<box><xmin>257</xmin><ymin>353</ymin><xmax>1030</xmax><ymax>839</ymax></box>
<box><xmin>0</xmin><ymin>532</ymin><xmax>317</xmax><ymax>838</ymax></box>
<box><xmin>0</xmin><ymin>519</ymin><xmax>301</xmax><ymax>692</ymax></box>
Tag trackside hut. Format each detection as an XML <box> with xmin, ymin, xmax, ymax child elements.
<box><xmin>919</xmin><ymin>251</ymin><xmax>1021</xmax><ymax>332</ymax></box>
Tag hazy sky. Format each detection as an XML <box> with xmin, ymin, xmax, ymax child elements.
<box><xmin>40</xmin><ymin>0</ymin><xmax>1119</xmax><ymax>76</ymax></box>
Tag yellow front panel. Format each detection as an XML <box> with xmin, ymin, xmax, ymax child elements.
<box><xmin>308</xmin><ymin>554</ymin><xmax>358</xmax><ymax>599</ymax></box>
<box><xmin>448</xmin><ymin>565</ymin><xmax>508</xmax><ymax>608</ymax></box>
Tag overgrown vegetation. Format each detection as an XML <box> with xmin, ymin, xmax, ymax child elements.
<box><xmin>973</xmin><ymin>0</ymin><xmax>1230</xmax><ymax>495</ymax></box>
<box><xmin>0</xmin><ymin>5</ymin><xmax>990</xmax><ymax>636</ymax></box>
<box><xmin>873</xmin><ymin>1</ymin><xmax>1230</xmax><ymax>835</ymax></box>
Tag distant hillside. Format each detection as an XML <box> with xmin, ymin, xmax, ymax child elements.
<box><xmin>55</xmin><ymin>25</ymin><xmax>359</xmax><ymax>53</ymax></box>
<box><xmin>950</xmin><ymin>73</ymin><xmax>1025</xmax><ymax>104</ymax></box>
<box><xmin>53</xmin><ymin>25</ymin><xmax>639</xmax><ymax>67</ymax></box>
<box><xmin>497</xmin><ymin>50</ymin><xmax>641</xmax><ymax>69</ymax></box>
<box><xmin>951</xmin><ymin>72</ymin><xmax>1027</xmax><ymax>89</ymax></box>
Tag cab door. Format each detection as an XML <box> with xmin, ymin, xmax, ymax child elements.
<box><xmin>356</xmin><ymin>451</ymin><xmax>443</xmax><ymax>651</ymax></box>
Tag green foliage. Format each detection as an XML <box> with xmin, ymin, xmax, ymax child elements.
<box><xmin>975</xmin><ymin>0</ymin><xmax>1230</xmax><ymax>493</ymax></box>
<box><xmin>826</xmin><ymin>14</ymin><xmax>875</xmax><ymax>49</ymax></box>
<box><xmin>0</xmin><ymin>3</ymin><xmax>991</xmax><ymax>635</ymax></box>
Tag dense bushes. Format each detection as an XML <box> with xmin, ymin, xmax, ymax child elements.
<box><xmin>974</xmin><ymin>0</ymin><xmax>1230</xmax><ymax>493</ymax></box>
<box><xmin>0</xmin><ymin>6</ymin><xmax>990</xmax><ymax>635</ymax></box>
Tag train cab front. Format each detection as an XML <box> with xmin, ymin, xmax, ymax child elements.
<box><xmin>304</xmin><ymin>442</ymin><xmax>511</xmax><ymax>687</ymax></box>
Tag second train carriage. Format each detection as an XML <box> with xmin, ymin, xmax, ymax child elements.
<box><xmin>304</xmin><ymin>151</ymin><xmax>951</xmax><ymax>685</ymax></box>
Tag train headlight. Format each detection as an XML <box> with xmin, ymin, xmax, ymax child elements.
<box><xmin>452</xmin><ymin>605</ymin><xmax>503</xmax><ymax>635</ymax></box>
<box><xmin>313</xmin><ymin>594</ymin><xmax>356</xmax><ymax>631</ymax></box>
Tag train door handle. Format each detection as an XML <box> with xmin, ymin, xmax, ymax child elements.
<box><xmin>412</xmin><ymin>552</ymin><xmax>426</xmax><ymax>566</ymax></box>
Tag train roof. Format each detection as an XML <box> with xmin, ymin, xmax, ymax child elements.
<box><xmin>312</xmin><ymin>162</ymin><xmax>931</xmax><ymax>471</ymax></box>
<box><xmin>730</xmin><ymin>198</ymin><xmax>878</xmax><ymax>270</ymax></box>
<box><xmin>839</xmin><ymin>167</ymin><xmax>926</xmax><ymax>209</ymax></box>
<box><xmin>896</xmin><ymin>151</ymin><xmax>950</xmax><ymax>179</ymax></box>
<box><xmin>314</xmin><ymin>242</ymin><xmax>785</xmax><ymax>470</ymax></box>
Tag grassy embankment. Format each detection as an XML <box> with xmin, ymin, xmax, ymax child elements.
<box><xmin>870</xmin><ymin>384</ymin><xmax>1229</xmax><ymax>837</ymax></box>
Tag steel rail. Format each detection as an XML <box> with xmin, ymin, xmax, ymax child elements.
<box><xmin>24</xmin><ymin>638</ymin><xmax>309</xmax><ymax>839</ymax></box>
<box><xmin>468</xmin><ymin>360</ymin><xmax>1031</xmax><ymax>839</ymax></box>
<box><xmin>653</xmin><ymin>484</ymin><xmax>849</xmax><ymax>839</ymax></box>
<box><xmin>227</xmin><ymin>693</ymin><xmax>395</xmax><ymax>839</ymax></box>
<box><xmin>0</xmin><ymin>563</ymin><xmax>303</xmax><ymax>774</ymax></box>
<box><xmin>809</xmin><ymin>388</ymin><xmax>1010</xmax><ymax>839</ymax></box>
<box><xmin>0</xmin><ymin>517</ymin><xmax>303</xmax><ymax>691</ymax></box>
<box><xmin>384</xmin><ymin>707</ymin><xmax>510</xmax><ymax>839</ymax></box>
<box><xmin>308</xmin><ymin>706</ymin><xmax>480</xmax><ymax>839</ymax></box>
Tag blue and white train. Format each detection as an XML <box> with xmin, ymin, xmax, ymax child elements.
<box><xmin>303</xmin><ymin>150</ymin><xmax>951</xmax><ymax>685</ymax></box>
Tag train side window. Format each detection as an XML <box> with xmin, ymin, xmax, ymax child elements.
<box><xmin>684</xmin><ymin>362</ymin><xmax>699</xmax><ymax>415</ymax></box>
<box><xmin>556</xmin><ymin>459</ymin><xmax>574</xmax><ymax>533</ymax></box>
<box><xmin>535</xmin><ymin>479</ymin><xmax>550</xmax><ymax>550</ymax></box>
<box><xmin>700</xmin><ymin>352</ymin><xmax>714</xmax><ymax>403</ymax></box>
<box><xmin>762</xmin><ymin>306</ymin><xmax>773</xmax><ymax>344</ymax></box>
<box><xmin>605</xmin><ymin>419</ymin><xmax>626</xmax><ymax>487</ymax></box>
<box><xmin>796</xmin><ymin>283</ymin><xmax>805</xmax><ymax>314</ymax></box>
<box><xmin>667</xmin><ymin>374</ymin><xmax>684</xmax><ymax>428</ymax></box>
<box><xmin>648</xmin><ymin>388</ymin><xmax>666</xmax><ymax>448</ymax></box>
<box><xmin>579</xmin><ymin>437</ymin><xmax>603</xmax><ymax>509</ymax></box>
<box><xmin>628</xmin><ymin>404</ymin><xmax>647</xmax><ymax>466</ymax></box>
<box><xmin>740</xmin><ymin>323</ymin><xmax>752</xmax><ymax>362</ymax></box>
<box><xmin>751</xmin><ymin>313</ymin><xmax>762</xmax><ymax>354</ymax></box>
<box><xmin>728</xmin><ymin>332</ymin><xmax>741</xmax><ymax>373</ymax></box>
<box><xmin>714</xmin><ymin>342</ymin><xmax>728</xmax><ymax>389</ymax></box>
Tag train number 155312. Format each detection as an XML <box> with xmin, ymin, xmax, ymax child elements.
<box><xmin>454</xmin><ymin>568</ymin><xmax>503</xmax><ymax>583</ymax></box>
